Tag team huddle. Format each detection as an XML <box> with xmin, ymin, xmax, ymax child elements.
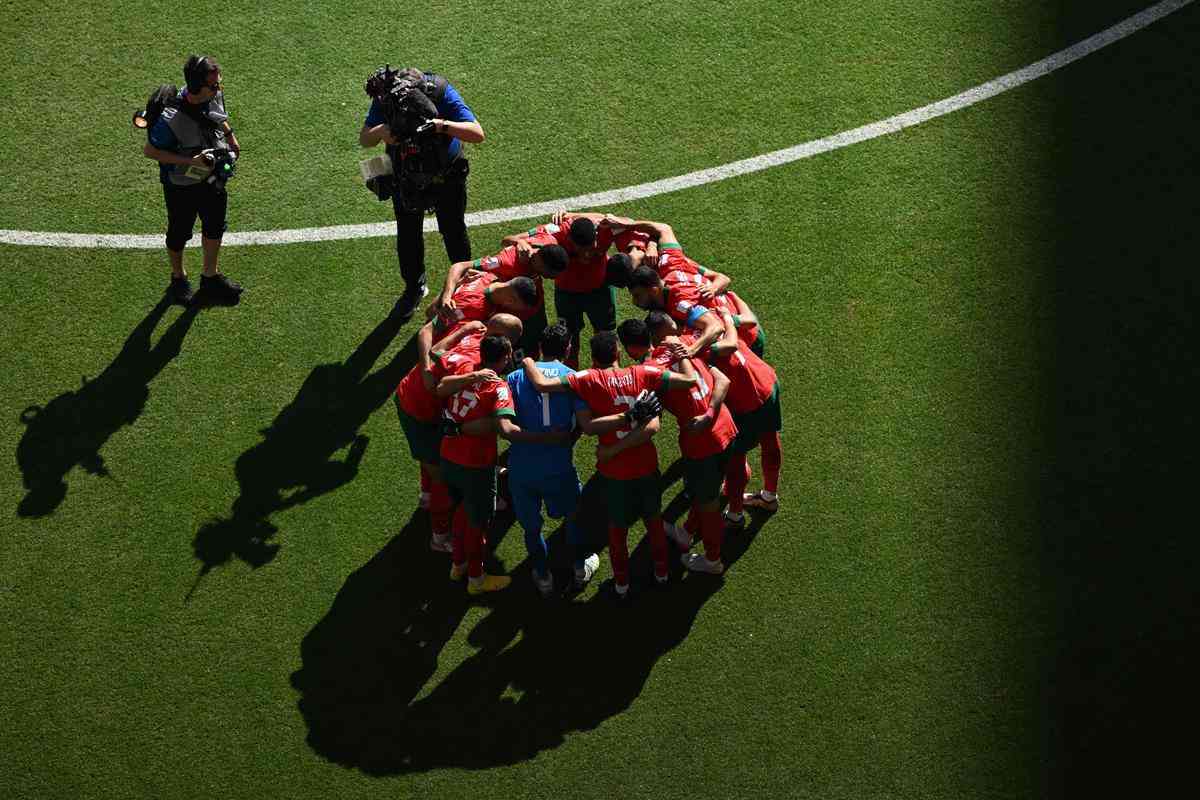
<box><xmin>393</xmin><ymin>212</ymin><xmax>783</xmax><ymax>598</ymax></box>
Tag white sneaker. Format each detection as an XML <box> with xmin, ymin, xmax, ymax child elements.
<box><xmin>574</xmin><ymin>553</ymin><xmax>600</xmax><ymax>588</ymax></box>
<box><xmin>418</xmin><ymin>491</ymin><xmax>431</xmax><ymax>510</ymax></box>
<box><xmin>613</xmin><ymin>582</ymin><xmax>630</xmax><ymax>598</ymax></box>
<box><xmin>666</xmin><ymin>522</ymin><xmax>691</xmax><ymax>550</ymax></box>
<box><xmin>723</xmin><ymin>510</ymin><xmax>746</xmax><ymax>528</ymax></box>
<box><xmin>430</xmin><ymin>532</ymin><xmax>453</xmax><ymax>553</ymax></box>
<box><xmin>681</xmin><ymin>552</ymin><xmax>725</xmax><ymax>575</ymax></box>
<box><xmin>533</xmin><ymin>570</ymin><xmax>554</xmax><ymax>598</ymax></box>
<box><xmin>654</xmin><ymin>571</ymin><xmax>669</xmax><ymax>585</ymax></box>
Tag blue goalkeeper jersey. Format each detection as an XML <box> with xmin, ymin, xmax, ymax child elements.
<box><xmin>506</xmin><ymin>361</ymin><xmax>585</xmax><ymax>481</ymax></box>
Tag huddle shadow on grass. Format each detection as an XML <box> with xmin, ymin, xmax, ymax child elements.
<box><xmin>190</xmin><ymin>312</ymin><xmax>417</xmax><ymax>584</ymax></box>
<box><xmin>290</xmin><ymin>472</ymin><xmax>765</xmax><ymax>775</ymax></box>
<box><xmin>15</xmin><ymin>298</ymin><xmax>199</xmax><ymax>518</ymax></box>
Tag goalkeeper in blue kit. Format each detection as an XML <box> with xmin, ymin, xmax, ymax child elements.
<box><xmin>505</xmin><ymin>322</ymin><xmax>599</xmax><ymax>596</ymax></box>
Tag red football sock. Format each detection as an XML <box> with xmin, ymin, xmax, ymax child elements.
<box><xmin>429</xmin><ymin>479</ymin><xmax>452</xmax><ymax>535</ymax></box>
<box><xmin>465</xmin><ymin>520</ymin><xmax>487</xmax><ymax>578</ymax></box>
<box><xmin>761</xmin><ymin>432</ymin><xmax>782</xmax><ymax>494</ymax></box>
<box><xmin>685</xmin><ymin>508</ymin><xmax>699</xmax><ymax>535</ymax></box>
<box><xmin>700</xmin><ymin>509</ymin><xmax>724</xmax><ymax>563</ymax></box>
<box><xmin>451</xmin><ymin>504</ymin><xmax>468</xmax><ymax>566</ymax></box>
<box><xmin>725</xmin><ymin>453</ymin><xmax>749</xmax><ymax>514</ymax></box>
<box><xmin>646</xmin><ymin>517</ymin><xmax>668</xmax><ymax>579</ymax></box>
<box><xmin>608</xmin><ymin>526</ymin><xmax>630</xmax><ymax>586</ymax></box>
<box><xmin>419</xmin><ymin>467</ymin><xmax>432</xmax><ymax>495</ymax></box>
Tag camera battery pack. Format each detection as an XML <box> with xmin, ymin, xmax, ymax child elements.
<box><xmin>360</xmin><ymin>154</ymin><xmax>393</xmax><ymax>183</ymax></box>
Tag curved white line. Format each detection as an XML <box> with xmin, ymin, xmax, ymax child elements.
<box><xmin>0</xmin><ymin>0</ymin><xmax>1191</xmax><ymax>250</ymax></box>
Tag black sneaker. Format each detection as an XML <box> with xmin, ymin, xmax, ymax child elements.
<box><xmin>199</xmin><ymin>273</ymin><xmax>243</xmax><ymax>305</ymax></box>
<box><xmin>392</xmin><ymin>283</ymin><xmax>429</xmax><ymax>321</ymax></box>
<box><xmin>167</xmin><ymin>276</ymin><xmax>194</xmax><ymax>306</ymax></box>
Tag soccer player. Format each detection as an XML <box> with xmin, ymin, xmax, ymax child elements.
<box><xmin>617</xmin><ymin>317</ymin><xmax>738</xmax><ymax>574</ymax></box>
<box><xmin>437</xmin><ymin>335</ymin><xmax>569</xmax><ymax>595</ymax></box>
<box><xmin>647</xmin><ymin>310</ymin><xmax>783</xmax><ymax>518</ymax></box>
<box><xmin>626</xmin><ymin>265</ymin><xmax>725</xmax><ymax>358</ymax></box>
<box><xmin>521</xmin><ymin>332</ymin><xmax>696</xmax><ymax>598</ymax></box>
<box><xmin>606</xmin><ymin>220</ymin><xmax>732</xmax><ymax>298</ymax></box>
<box><xmin>505</xmin><ymin>321</ymin><xmax>600</xmax><ymax>596</ymax></box>
<box><xmin>503</xmin><ymin>211</ymin><xmax>618</xmax><ymax>368</ymax></box>
<box><xmin>433</xmin><ymin>237</ymin><xmax>570</xmax><ymax>356</ymax></box>
<box><xmin>394</xmin><ymin>314</ymin><xmax>524</xmax><ymax>551</ymax></box>
<box><xmin>614</xmin><ymin>219</ymin><xmax>766</xmax><ymax>357</ymax></box>
<box><xmin>432</xmin><ymin>269</ymin><xmax>541</xmax><ymax>330</ymax></box>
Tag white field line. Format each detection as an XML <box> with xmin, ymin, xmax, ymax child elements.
<box><xmin>0</xmin><ymin>0</ymin><xmax>1191</xmax><ymax>250</ymax></box>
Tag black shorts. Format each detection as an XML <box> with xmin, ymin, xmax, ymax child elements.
<box><xmin>163</xmin><ymin>181</ymin><xmax>228</xmax><ymax>251</ymax></box>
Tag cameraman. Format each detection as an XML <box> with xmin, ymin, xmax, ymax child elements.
<box><xmin>360</xmin><ymin>67</ymin><xmax>484</xmax><ymax>321</ymax></box>
<box><xmin>142</xmin><ymin>55</ymin><xmax>243</xmax><ymax>306</ymax></box>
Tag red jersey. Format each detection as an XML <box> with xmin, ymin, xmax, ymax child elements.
<box><xmin>660</xmin><ymin>276</ymin><xmax>713</xmax><ymax>329</ymax></box>
<box><xmin>436</xmin><ymin>332</ymin><xmax>485</xmax><ymax>378</ymax></box>
<box><xmin>440</xmin><ymin>378</ymin><xmax>516</xmax><ymax>468</ymax></box>
<box><xmin>710</xmin><ymin>290</ymin><xmax>760</xmax><ymax>348</ymax></box>
<box><xmin>441</xmin><ymin>271</ymin><xmax>499</xmax><ymax>327</ymax></box>
<box><xmin>396</xmin><ymin>363</ymin><xmax>441</xmax><ymax>422</ymax></box>
<box><xmin>656</xmin><ymin>244</ymin><xmax>706</xmax><ymax>277</ymax></box>
<box><xmin>395</xmin><ymin>333</ymin><xmax>485</xmax><ymax>422</ymax></box>
<box><xmin>614</xmin><ymin>230</ymin><xmax>652</xmax><ymax>253</ymax></box>
<box><xmin>660</xmin><ymin>358</ymin><xmax>738</xmax><ymax>459</ymax></box>
<box><xmin>565</xmin><ymin>364</ymin><xmax>668</xmax><ymax>480</ymax></box>
<box><xmin>711</xmin><ymin>340</ymin><xmax>776</xmax><ymax>415</ymax></box>
<box><xmin>530</xmin><ymin>215</ymin><xmax>615</xmax><ymax>293</ymax></box>
<box><xmin>642</xmin><ymin>333</ymin><xmax>700</xmax><ymax>369</ymax></box>
<box><xmin>472</xmin><ymin>233</ymin><xmax>556</xmax><ymax>310</ymax></box>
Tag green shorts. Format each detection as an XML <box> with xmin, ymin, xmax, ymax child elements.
<box><xmin>749</xmin><ymin>325</ymin><xmax>767</xmax><ymax>358</ymax></box>
<box><xmin>395</xmin><ymin>398</ymin><xmax>442</xmax><ymax>464</ymax></box>
<box><xmin>684</xmin><ymin>450</ymin><xmax>731</xmax><ymax>504</ymax></box>
<box><xmin>440</xmin><ymin>458</ymin><xmax>497</xmax><ymax>529</ymax></box>
<box><xmin>554</xmin><ymin>285</ymin><xmax>616</xmax><ymax>335</ymax></box>
<box><xmin>603</xmin><ymin>473</ymin><xmax>662</xmax><ymax>529</ymax></box>
<box><xmin>732</xmin><ymin>382</ymin><xmax>783</xmax><ymax>453</ymax></box>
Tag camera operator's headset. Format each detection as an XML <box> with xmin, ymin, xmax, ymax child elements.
<box><xmin>183</xmin><ymin>55</ymin><xmax>221</xmax><ymax>94</ymax></box>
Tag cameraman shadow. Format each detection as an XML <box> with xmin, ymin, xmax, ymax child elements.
<box><xmin>15</xmin><ymin>298</ymin><xmax>198</xmax><ymax>518</ymax></box>
<box><xmin>190</xmin><ymin>313</ymin><xmax>416</xmax><ymax>586</ymax></box>
<box><xmin>290</xmin><ymin>469</ymin><xmax>766</xmax><ymax>774</ymax></box>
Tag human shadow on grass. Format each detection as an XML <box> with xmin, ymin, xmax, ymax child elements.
<box><xmin>15</xmin><ymin>298</ymin><xmax>199</xmax><ymax>518</ymax></box>
<box><xmin>190</xmin><ymin>312</ymin><xmax>416</xmax><ymax>583</ymax></box>
<box><xmin>291</xmin><ymin>471</ymin><xmax>765</xmax><ymax>775</ymax></box>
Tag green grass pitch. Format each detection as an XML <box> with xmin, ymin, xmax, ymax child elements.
<box><xmin>2</xmin><ymin>2</ymin><xmax>1197</xmax><ymax>798</ymax></box>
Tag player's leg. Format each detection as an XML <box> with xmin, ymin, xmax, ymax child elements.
<box><xmin>744</xmin><ymin>382</ymin><xmax>783</xmax><ymax>512</ymax></box>
<box><xmin>553</xmin><ymin>288</ymin><xmax>587</xmax><ymax>369</ymax></box>
<box><xmin>520</xmin><ymin>304</ymin><xmax>548</xmax><ymax>361</ymax></box>
<box><xmin>396</xmin><ymin>401</ymin><xmax>450</xmax><ymax>546</ymax></box>
<box><xmin>460</xmin><ymin>464</ymin><xmax>510</xmax><ymax>594</ymax></box>
<box><xmin>635</xmin><ymin>473</ymin><xmax>670</xmax><ymax>582</ymax></box>
<box><xmin>425</xmin><ymin>461</ymin><xmax>454</xmax><ymax>551</ymax></box>
<box><xmin>440</xmin><ymin>459</ymin><xmax>469</xmax><ymax>580</ymax></box>
<box><xmin>723</xmin><ymin>450</ymin><xmax>751</xmax><ymax>524</ymax></box>
<box><xmin>510</xmin><ymin>475</ymin><xmax>551</xmax><ymax>596</ymax></box>
<box><xmin>604</xmin><ymin>476</ymin><xmax>641</xmax><ymax>597</ymax></box>
<box><xmin>585</xmin><ymin>286</ymin><xmax>618</xmax><ymax>335</ymax></box>
<box><xmin>681</xmin><ymin>454</ymin><xmax>727</xmax><ymax>575</ymax></box>
<box><xmin>544</xmin><ymin>469</ymin><xmax>596</xmax><ymax>587</ymax></box>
